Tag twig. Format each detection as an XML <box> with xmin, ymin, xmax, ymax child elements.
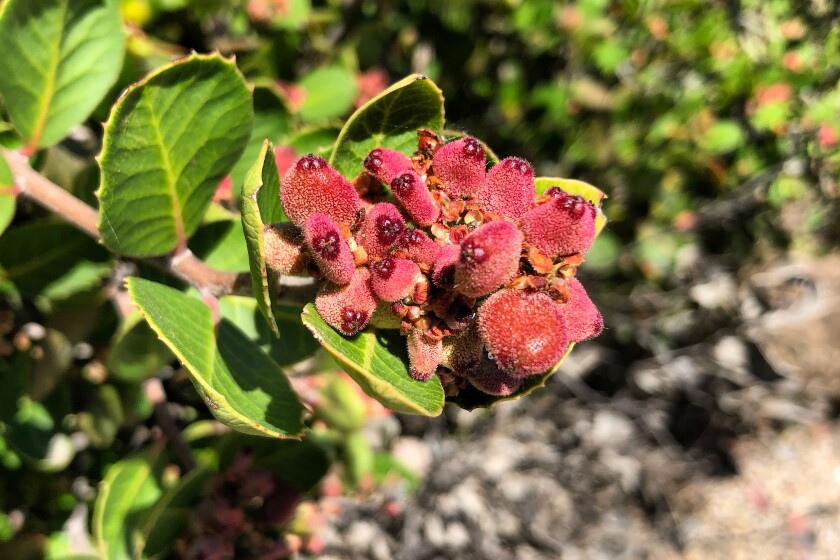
<box><xmin>3</xmin><ymin>148</ymin><xmax>245</xmax><ymax>296</ymax></box>
<box><xmin>144</xmin><ymin>378</ymin><xmax>198</xmax><ymax>471</ymax></box>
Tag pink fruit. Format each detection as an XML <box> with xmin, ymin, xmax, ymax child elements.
<box><xmin>454</xmin><ymin>220</ymin><xmax>523</xmax><ymax>297</ymax></box>
<box><xmin>407</xmin><ymin>330</ymin><xmax>443</xmax><ymax>381</ymax></box>
<box><xmin>478</xmin><ymin>290</ymin><xmax>569</xmax><ymax>376</ymax></box>
<box><xmin>315</xmin><ymin>268</ymin><xmax>377</xmax><ymax>335</ymax></box>
<box><xmin>467</xmin><ymin>355</ymin><xmax>523</xmax><ymax>396</ymax></box>
<box><xmin>559</xmin><ymin>277</ymin><xmax>604</xmax><ymax>342</ymax></box>
<box><xmin>263</xmin><ymin>223</ymin><xmax>309</xmax><ymax>275</ymax></box>
<box><xmin>359</xmin><ymin>202</ymin><xmax>405</xmax><ymax>260</ymax></box>
<box><xmin>281</xmin><ymin>155</ymin><xmax>361</xmax><ymax>227</ymax></box>
<box><xmin>477</xmin><ymin>157</ymin><xmax>535</xmax><ymax>219</ymax></box>
<box><xmin>370</xmin><ymin>257</ymin><xmax>421</xmax><ymax>302</ymax></box>
<box><xmin>396</xmin><ymin>228</ymin><xmax>440</xmax><ymax>267</ymax></box>
<box><xmin>520</xmin><ymin>190</ymin><xmax>596</xmax><ymax>257</ymax></box>
<box><xmin>364</xmin><ymin>147</ymin><xmax>413</xmax><ymax>185</ymax></box>
<box><xmin>432</xmin><ymin>136</ymin><xmax>486</xmax><ymax>198</ymax></box>
<box><xmin>390</xmin><ymin>171</ymin><xmax>441</xmax><ymax>226</ymax></box>
<box><xmin>431</xmin><ymin>244</ymin><xmax>461</xmax><ymax>288</ymax></box>
<box><xmin>303</xmin><ymin>213</ymin><xmax>355</xmax><ymax>285</ymax></box>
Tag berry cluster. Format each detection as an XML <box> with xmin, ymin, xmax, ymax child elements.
<box><xmin>265</xmin><ymin>130</ymin><xmax>603</xmax><ymax>397</ymax></box>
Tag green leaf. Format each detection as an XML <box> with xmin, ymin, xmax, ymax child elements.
<box><xmin>699</xmin><ymin>120</ymin><xmax>744</xmax><ymax>154</ymax></box>
<box><xmin>0</xmin><ymin>156</ymin><xmax>14</xmax><ymax>235</ymax></box>
<box><xmin>240</xmin><ymin>140</ymin><xmax>285</xmax><ymax>337</ymax></box>
<box><xmin>228</xmin><ymin>82</ymin><xmax>293</xmax><ymax>197</ymax></box>
<box><xmin>0</xmin><ymin>0</ymin><xmax>125</xmax><ymax>149</ymax></box>
<box><xmin>534</xmin><ymin>177</ymin><xmax>608</xmax><ymax>234</ymax></box>
<box><xmin>298</xmin><ymin>66</ymin><xmax>358</xmax><ymax>123</ymax></box>
<box><xmin>301</xmin><ymin>303</ymin><xmax>444</xmax><ymax>416</ymax></box>
<box><xmin>93</xmin><ymin>451</ymin><xmax>163</xmax><ymax>560</ymax></box>
<box><xmin>108</xmin><ymin>312</ymin><xmax>173</xmax><ymax>382</ymax></box>
<box><xmin>136</xmin><ymin>465</ymin><xmax>212</xmax><ymax>559</ymax></box>
<box><xmin>218</xmin><ymin>296</ymin><xmax>320</xmax><ymax>367</ymax></box>
<box><xmin>330</xmin><ymin>74</ymin><xmax>445</xmax><ymax>179</ymax></box>
<box><xmin>447</xmin><ymin>345</ymin><xmax>574</xmax><ymax>411</ymax></box>
<box><xmin>0</xmin><ymin>221</ymin><xmax>107</xmax><ymax>296</ymax></box>
<box><xmin>97</xmin><ymin>53</ymin><xmax>253</xmax><ymax>257</ymax></box>
<box><xmin>289</xmin><ymin>124</ymin><xmax>340</xmax><ymax>156</ymax></box>
<box><xmin>126</xmin><ymin>277</ymin><xmax>305</xmax><ymax>438</ymax></box>
<box><xmin>188</xmin><ymin>219</ymin><xmax>251</xmax><ymax>273</ymax></box>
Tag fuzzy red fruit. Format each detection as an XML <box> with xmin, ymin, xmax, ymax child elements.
<box><xmin>559</xmin><ymin>277</ymin><xmax>604</xmax><ymax>342</ymax></box>
<box><xmin>520</xmin><ymin>190</ymin><xmax>596</xmax><ymax>257</ymax></box>
<box><xmin>477</xmin><ymin>157</ymin><xmax>535</xmax><ymax>219</ymax></box>
<box><xmin>431</xmin><ymin>244</ymin><xmax>461</xmax><ymax>288</ymax></box>
<box><xmin>467</xmin><ymin>354</ymin><xmax>523</xmax><ymax>396</ymax></box>
<box><xmin>263</xmin><ymin>223</ymin><xmax>309</xmax><ymax>275</ymax></box>
<box><xmin>478</xmin><ymin>290</ymin><xmax>569</xmax><ymax>377</ymax></box>
<box><xmin>407</xmin><ymin>330</ymin><xmax>443</xmax><ymax>381</ymax></box>
<box><xmin>370</xmin><ymin>257</ymin><xmax>421</xmax><ymax>302</ymax></box>
<box><xmin>454</xmin><ymin>220</ymin><xmax>523</xmax><ymax>298</ymax></box>
<box><xmin>315</xmin><ymin>268</ymin><xmax>377</xmax><ymax>335</ymax></box>
<box><xmin>281</xmin><ymin>154</ymin><xmax>361</xmax><ymax>227</ymax></box>
<box><xmin>304</xmin><ymin>213</ymin><xmax>355</xmax><ymax>285</ymax></box>
<box><xmin>359</xmin><ymin>202</ymin><xmax>405</xmax><ymax>260</ymax></box>
<box><xmin>397</xmin><ymin>228</ymin><xmax>441</xmax><ymax>267</ymax></box>
<box><xmin>432</xmin><ymin>137</ymin><xmax>486</xmax><ymax>198</ymax></box>
<box><xmin>441</xmin><ymin>327</ymin><xmax>483</xmax><ymax>375</ymax></box>
<box><xmin>364</xmin><ymin>148</ymin><xmax>413</xmax><ymax>185</ymax></box>
<box><xmin>390</xmin><ymin>171</ymin><xmax>441</xmax><ymax>226</ymax></box>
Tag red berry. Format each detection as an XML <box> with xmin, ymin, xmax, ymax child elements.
<box><xmin>407</xmin><ymin>330</ymin><xmax>442</xmax><ymax>381</ymax></box>
<box><xmin>559</xmin><ymin>277</ymin><xmax>604</xmax><ymax>342</ymax></box>
<box><xmin>520</xmin><ymin>190</ymin><xmax>596</xmax><ymax>257</ymax></box>
<box><xmin>303</xmin><ymin>213</ymin><xmax>355</xmax><ymax>285</ymax></box>
<box><xmin>364</xmin><ymin>147</ymin><xmax>413</xmax><ymax>185</ymax></box>
<box><xmin>477</xmin><ymin>157</ymin><xmax>535</xmax><ymax>219</ymax></box>
<box><xmin>315</xmin><ymin>268</ymin><xmax>377</xmax><ymax>335</ymax></box>
<box><xmin>359</xmin><ymin>202</ymin><xmax>406</xmax><ymax>260</ymax></box>
<box><xmin>263</xmin><ymin>223</ymin><xmax>309</xmax><ymax>275</ymax></box>
<box><xmin>432</xmin><ymin>137</ymin><xmax>486</xmax><ymax>198</ymax></box>
<box><xmin>467</xmin><ymin>354</ymin><xmax>523</xmax><ymax>396</ymax></box>
<box><xmin>390</xmin><ymin>171</ymin><xmax>441</xmax><ymax>227</ymax></box>
<box><xmin>370</xmin><ymin>257</ymin><xmax>421</xmax><ymax>302</ymax></box>
<box><xmin>454</xmin><ymin>220</ymin><xmax>523</xmax><ymax>297</ymax></box>
<box><xmin>397</xmin><ymin>228</ymin><xmax>440</xmax><ymax>267</ymax></box>
<box><xmin>478</xmin><ymin>290</ymin><xmax>569</xmax><ymax>376</ymax></box>
<box><xmin>281</xmin><ymin>154</ymin><xmax>361</xmax><ymax>227</ymax></box>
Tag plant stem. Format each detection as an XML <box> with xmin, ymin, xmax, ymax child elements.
<box><xmin>2</xmin><ymin>148</ymin><xmax>244</xmax><ymax>296</ymax></box>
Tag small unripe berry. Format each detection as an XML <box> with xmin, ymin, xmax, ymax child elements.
<box><xmin>559</xmin><ymin>277</ymin><xmax>604</xmax><ymax>342</ymax></box>
<box><xmin>407</xmin><ymin>330</ymin><xmax>443</xmax><ymax>381</ymax></box>
<box><xmin>455</xmin><ymin>220</ymin><xmax>523</xmax><ymax>298</ymax></box>
<box><xmin>467</xmin><ymin>354</ymin><xmax>523</xmax><ymax>396</ymax></box>
<box><xmin>477</xmin><ymin>157</ymin><xmax>535</xmax><ymax>219</ymax></box>
<box><xmin>440</xmin><ymin>326</ymin><xmax>483</xmax><ymax>376</ymax></box>
<box><xmin>390</xmin><ymin>171</ymin><xmax>441</xmax><ymax>227</ymax></box>
<box><xmin>370</xmin><ymin>257</ymin><xmax>421</xmax><ymax>302</ymax></box>
<box><xmin>263</xmin><ymin>223</ymin><xmax>309</xmax><ymax>275</ymax></box>
<box><xmin>303</xmin><ymin>213</ymin><xmax>355</xmax><ymax>285</ymax></box>
<box><xmin>315</xmin><ymin>268</ymin><xmax>377</xmax><ymax>335</ymax></box>
<box><xmin>364</xmin><ymin>147</ymin><xmax>413</xmax><ymax>185</ymax></box>
<box><xmin>432</xmin><ymin>137</ymin><xmax>486</xmax><ymax>198</ymax></box>
<box><xmin>360</xmin><ymin>203</ymin><xmax>406</xmax><ymax>260</ymax></box>
<box><xmin>478</xmin><ymin>290</ymin><xmax>569</xmax><ymax>377</ymax></box>
<box><xmin>397</xmin><ymin>228</ymin><xmax>440</xmax><ymax>267</ymax></box>
<box><xmin>281</xmin><ymin>154</ymin><xmax>361</xmax><ymax>227</ymax></box>
<box><xmin>520</xmin><ymin>190</ymin><xmax>596</xmax><ymax>257</ymax></box>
